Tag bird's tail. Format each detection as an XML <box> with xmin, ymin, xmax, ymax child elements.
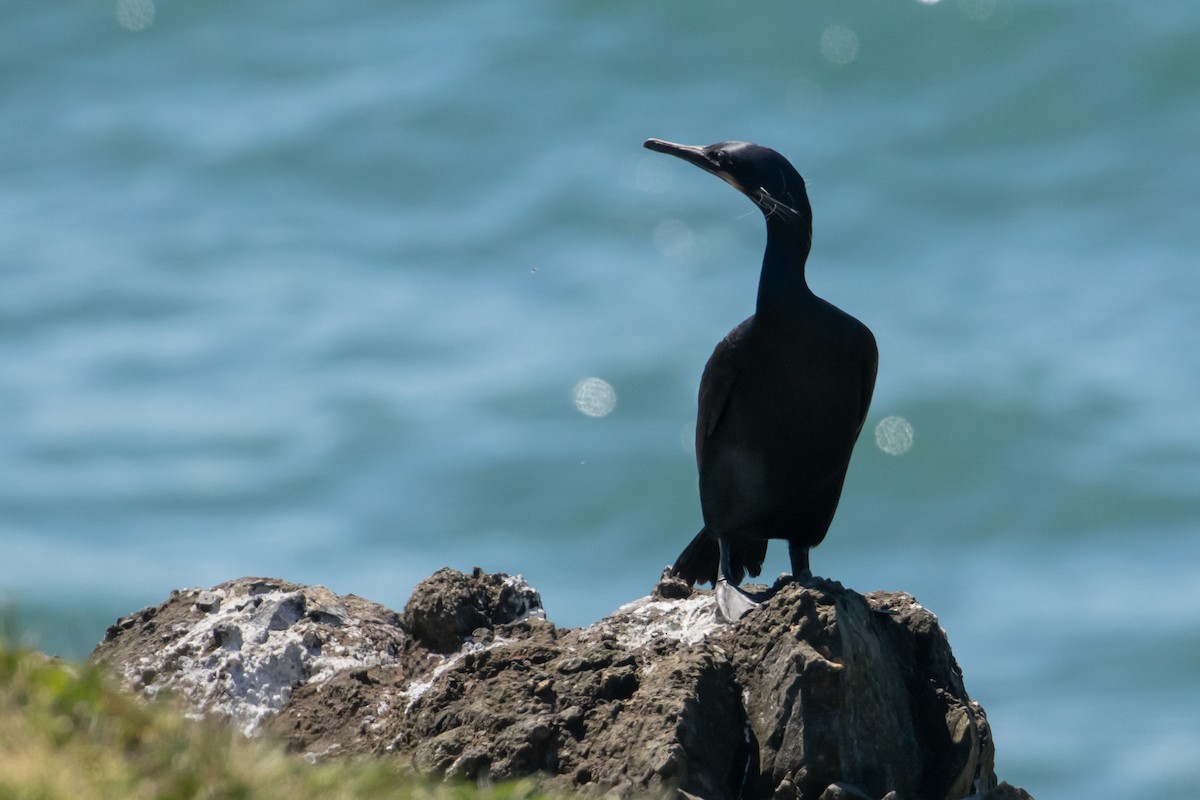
<box><xmin>671</xmin><ymin>528</ymin><xmax>719</xmax><ymax>587</ymax></box>
<box><xmin>671</xmin><ymin>528</ymin><xmax>769</xmax><ymax>587</ymax></box>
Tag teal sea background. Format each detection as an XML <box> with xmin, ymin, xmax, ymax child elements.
<box><xmin>3</xmin><ymin>0</ymin><xmax>1199</xmax><ymax>796</ymax></box>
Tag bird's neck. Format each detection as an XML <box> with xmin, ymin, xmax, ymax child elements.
<box><xmin>754</xmin><ymin>218</ymin><xmax>814</xmax><ymax>318</ymax></box>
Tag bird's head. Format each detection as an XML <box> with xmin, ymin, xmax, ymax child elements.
<box><xmin>643</xmin><ymin>138</ymin><xmax>812</xmax><ymax>235</ymax></box>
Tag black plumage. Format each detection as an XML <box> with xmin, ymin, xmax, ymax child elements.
<box><xmin>644</xmin><ymin>138</ymin><xmax>878</xmax><ymax>621</ymax></box>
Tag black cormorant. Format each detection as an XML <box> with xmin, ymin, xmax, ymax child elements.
<box><xmin>644</xmin><ymin>138</ymin><xmax>878</xmax><ymax>622</ymax></box>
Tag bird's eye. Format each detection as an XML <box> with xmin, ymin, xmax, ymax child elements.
<box><xmin>714</xmin><ymin>150</ymin><xmax>728</xmax><ymax>167</ymax></box>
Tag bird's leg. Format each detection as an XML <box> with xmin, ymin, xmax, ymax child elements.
<box><xmin>789</xmin><ymin>544</ymin><xmax>812</xmax><ymax>580</ymax></box>
<box><xmin>714</xmin><ymin>537</ymin><xmax>759</xmax><ymax>623</ymax></box>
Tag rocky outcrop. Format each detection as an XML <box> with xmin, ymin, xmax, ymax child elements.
<box><xmin>92</xmin><ymin>568</ymin><xmax>1033</xmax><ymax>800</ymax></box>
<box><xmin>92</xmin><ymin>577</ymin><xmax>413</xmax><ymax>736</ymax></box>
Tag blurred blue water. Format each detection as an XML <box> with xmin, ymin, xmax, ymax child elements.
<box><xmin>3</xmin><ymin>0</ymin><xmax>1199</xmax><ymax>796</ymax></box>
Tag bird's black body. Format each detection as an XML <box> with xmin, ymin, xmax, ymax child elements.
<box><xmin>643</xmin><ymin>138</ymin><xmax>877</xmax><ymax>620</ymax></box>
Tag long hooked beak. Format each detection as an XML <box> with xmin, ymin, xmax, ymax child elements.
<box><xmin>644</xmin><ymin>138</ymin><xmax>802</xmax><ymax>224</ymax></box>
<box><xmin>643</xmin><ymin>138</ymin><xmax>717</xmax><ymax>173</ymax></box>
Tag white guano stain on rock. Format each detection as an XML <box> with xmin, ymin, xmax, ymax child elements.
<box><xmin>609</xmin><ymin>592</ymin><xmax>723</xmax><ymax>650</ymax></box>
<box><xmin>116</xmin><ymin>580</ymin><xmax>404</xmax><ymax>737</ymax></box>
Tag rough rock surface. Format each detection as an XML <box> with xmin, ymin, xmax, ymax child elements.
<box><xmin>93</xmin><ymin>568</ymin><xmax>1033</xmax><ymax>800</ymax></box>
<box><xmin>93</xmin><ymin>577</ymin><xmax>413</xmax><ymax>735</ymax></box>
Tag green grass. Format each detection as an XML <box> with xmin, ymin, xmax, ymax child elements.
<box><xmin>0</xmin><ymin>643</ymin><xmax>551</xmax><ymax>800</ymax></box>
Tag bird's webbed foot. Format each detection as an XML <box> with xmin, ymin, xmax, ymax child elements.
<box><xmin>715</xmin><ymin>579</ymin><xmax>760</xmax><ymax>622</ymax></box>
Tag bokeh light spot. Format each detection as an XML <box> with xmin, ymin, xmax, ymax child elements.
<box><xmin>573</xmin><ymin>377</ymin><xmax>617</xmax><ymax>418</ymax></box>
<box><xmin>635</xmin><ymin>158</ymin><xmax>673</xmax><ymax>194</ymax></box>
<box><xmin>680</xmin><ymin>421</ymin><xmax>696</xmax><ymax>457</ymax></box>
<box><xmin>819</xmin><ymin>25</ymin><xmax>860</xmax><ymax>65</ymax></box>
<box><xmin>653</xmin><ymin>219</ymin><xmax>694</xmax><ymax>260</ymax></box>
<box><xmin>115</xmin><ymin>0</ymin><xmax>155</xmax><ymax>31</ymax></box>
<box><xmin>957</xmin><ymin>0</ymin><xmax>1013</xmax><ymax>26</ymax></box>
<box><xmin>874</xmin><ymin>415</ymin><xmax>915</xmax><ymax>455</ymax></box>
